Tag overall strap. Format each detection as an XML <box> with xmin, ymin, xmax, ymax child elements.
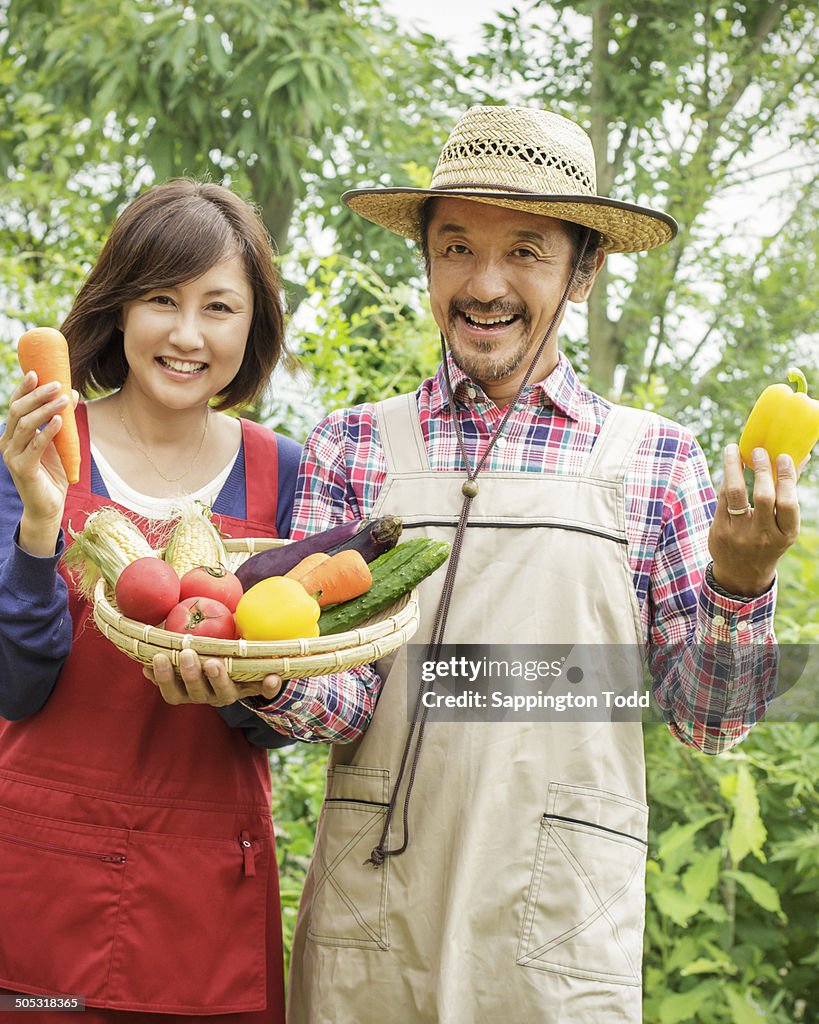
<box><xmin>584</xmin><ymin>405</ymin><xmax>653</xmax><ymax>483</ymax></box>
<box><xmin>240</xmin><ymin>418</ymin><xmax>279</xmax><ymax>525</ymax></box>
<box><xmin>375</xmin><ymin>394</ymin><xmax>429</xmax><ymax>475</ymax></box>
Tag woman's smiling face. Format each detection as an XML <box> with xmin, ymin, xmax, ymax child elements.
<box><xmin>426</xmin><ymin>198</ymin><xmax>601</xmax><ymax>405</ymax></box>
<box><xmin>119</xmin><ymin>254</ymin><xmax>254</xmax><ymax>411</ymax></box>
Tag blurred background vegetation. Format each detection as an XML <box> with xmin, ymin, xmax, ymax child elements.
<box><xmin>1</xmin><ymin>0</ymin><xmax>816</xmax><ymax>1019</ymax></box>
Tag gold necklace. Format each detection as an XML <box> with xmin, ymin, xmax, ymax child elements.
<box><xmin>117</xmin><ymin>403</ymin><xmax>210</xmax><ymax>484</ymax></box>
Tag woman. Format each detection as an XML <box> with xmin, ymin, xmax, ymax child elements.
<box><xmin>0</xmin><ymin>180</ymin><xmax>301</xmax><ymax>1021</ymax></box>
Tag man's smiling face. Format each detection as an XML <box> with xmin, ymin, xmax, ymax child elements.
<box><xmin>426</xmin><ymin>198</ymin><xmax>600</xmax><ymax>405</ymax></box>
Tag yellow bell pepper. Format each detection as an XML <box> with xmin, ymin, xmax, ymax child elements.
<box><xmin>739</xmin><ymin>367</ymin><xmax>819</xmax><ymax>475</ymax></box>
<box><xmin>235</xmin><ymin>576</ymin><xmax>321</xmax><ymax>641</ymax></box>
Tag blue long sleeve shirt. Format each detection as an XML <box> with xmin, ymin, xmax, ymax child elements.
<box><xmin>0</xmin><ymin>428</ymin><xmax>302</xmax><ymax>748</ymax></box>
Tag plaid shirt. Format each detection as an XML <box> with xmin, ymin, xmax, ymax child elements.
<box><xmin>252</xmin><ymin>352</ymin><xmax>776</xmax><ymax>753</ymax></box>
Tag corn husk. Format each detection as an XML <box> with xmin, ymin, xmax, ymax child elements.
<box><xmin>162</xmin><ymin>498</ymin><xmax>228</xmax><ymax>578</ymax></box>
<box><xmin>63</xmin><ymin>507</ymin><xmax>157</xmax><ymax>599</ymax></box>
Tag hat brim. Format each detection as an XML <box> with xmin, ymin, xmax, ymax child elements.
<box><xmin>342</xmin><ymin>187</ymin><xmax>677</xmax><ymax>254</ymax></box>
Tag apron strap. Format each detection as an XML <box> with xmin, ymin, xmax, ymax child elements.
<box><xmin>239</xmin><ymin>418</ymin><xmax>279</xmax><ymax>527</ymax></box>
<box><xmin>375</xmin><ymin>394</ymin><xmax>429</xmax><ymax>474</ymax></box>
<box><xmin>584</xmin><ymin>405</ymin><xmax>652</xmax><ymax>483</ymax></box>
<box><xmin>73</xmin><ymin>402</ymin><xmax>94</xmax><ymax>491</ymax></box>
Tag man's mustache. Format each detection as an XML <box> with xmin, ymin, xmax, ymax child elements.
<box><xmin>450</xmin><ymin>299</ymin><xmax>528</xmax><ymax>320</ymax></box>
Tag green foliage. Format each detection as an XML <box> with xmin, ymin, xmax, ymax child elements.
<box><xmin>1</xmin><ymin>0</ymin><xmax>467</xmax><ymax>255</ymax></box>
<box><xmin>630</xmin><ymin>188</ymin><xmax>819</xmax><ymax>469</ymax></box>
<box><xmin>774</xmin><ymin>528</ymin><xmax>819</xmax><ymax>645</ymax></box>
<box><xmin>644</xmin><ymin>721</ymin><xmax>818</xmax><ymax>1022</ymax></box>
<box><xmin>640</xmin><ymin>534</ymin><xmax>818</xmax><ymax>1021</ymax></box>
<box><xmin>462</xmin><ymin>0</ymin><xmax>818</xmax><ymax>401</ymax></box>
<box><xmin>283</xmin><ymin>252</ymin><xmax>440</xmax><ymax>434</ymax></box>
<box><xmin>268</xmin><ymin>743</ymin><xmax>329</xmax><ymax>961</ymax></box>
<box><xmin>3</xmin><ymin>0</ymin><xmax>377</xmax><ymax>244</ymax></box>
<box><xmin>0</xmin><ymin>0</ymin><xmax>467</xmax><ymax>419</ymax></box>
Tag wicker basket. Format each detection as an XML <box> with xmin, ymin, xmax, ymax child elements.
<box><xmin>92</xmin><ymin>538</ymin><xmax>420</xmax><ymax>681</ymax></box>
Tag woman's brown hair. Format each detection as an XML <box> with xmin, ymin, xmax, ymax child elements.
<box><xmin>61</xmin><ymin>179</ymin><xmax>286</xmax><ymax>411</ymax></box>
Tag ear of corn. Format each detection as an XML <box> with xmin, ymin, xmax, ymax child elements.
<box><xmin>163</xmin><ymin>499</ymin><xmax>228</xmax><ymax>578</ymax></box>
<box><xmin>63</xmin><ymin>507</ymin><xmax>157</xmax><ymax>599</ymax></box>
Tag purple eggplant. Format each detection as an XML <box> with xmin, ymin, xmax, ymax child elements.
<box><xmin>236</xmin><ymin>516</ymin><xmax>403</xmax><ymax>591</ymax></box>
<box><xmin>327</xmin><ymin>515</ymin><xmax>402</xmax><ymax>561</ymax></box>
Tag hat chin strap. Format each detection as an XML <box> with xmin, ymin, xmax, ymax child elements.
<box><xmin>365</xmin><ymin>229</ymin><xmax>591</xmax><ymax>868</ymax></box>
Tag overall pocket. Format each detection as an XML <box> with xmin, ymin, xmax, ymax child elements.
<box><xmin>107</xmin><ymin>826</ymin><xmax>270</xmax><ymax>1013</ymax></box>
<box><xmin>307</xmin><ymin>765</ymin><xmax>391</xmax><ymax>951</ymax></box>
<box><xmin>0</xmin><ymin>806</ymin><xmax>128</xmax><ymax>1000</ymax></box>
<box><xmin>517</xmin><ymin>783</ymin><xmax>648</xmax><ymax>987</ymax></box>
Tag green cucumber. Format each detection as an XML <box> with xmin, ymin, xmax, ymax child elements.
<box><xmin>366</xmin><ymin>538</ymin><xmax>436</xmax><ymax>580</ymax></box>
<box><xmin>318</xmin><ymin>539</ymin><xmax>451</xmax><ymax>635</ymax></box>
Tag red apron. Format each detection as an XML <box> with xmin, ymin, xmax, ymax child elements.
<box><xmin>0</xmin><ymin>405</ymin><xmax>286</xmax><ymax>1021</ymax></box>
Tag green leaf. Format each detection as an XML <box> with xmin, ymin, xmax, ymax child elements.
<box><xmin>658</xmin><ymin>984</ymin><xmax>714</xmax><ymax>1024</ymax></box>
<box><xmin>724</xmin><ymin>987</ymin><xmax>768</xmax><ymax>1023</ymax></box>
<box><xmin>656</xmin><ymin>814</ymin><xmax>722</xmax><ymax>873</ymax></box>
<box><xmin>263</xmin><ymin>62</ymin><xmax>301</xmax><ymax>99</ymax></box>
<box><xmin>725</xmin><ymin>870</ymin><xmax>784</xmax><ymax>916</ymax></box>
<box><xmin>681</xmin><ymin>847</ymin><xmax>722</xmax><ymax>905</ymax></box>
<box><xmin>727</xmin><ymin>763</ymin><xmax>767</xmax><ymax>867</ymax></box>
<box><xmin>680</xmin><ymin>956</ymin><xmax>737</xmax><ymax>976</ymax></box>
<box><xmin>665</xmin><ymin>935</ymin><xmax>701</xmax><ymax>973</ymax></box>
<box><xmin>203</xmin><ymin>21</ymin><xmax>229</xmax><ymax>77</ymax></box>
<box><xmin>652</xmin><ymin>886</ymin><xmax>697</xmax><ymax>927</ymax></box>
<box><xmin>171</xmin><ymin>20</ymin><xmax>199</xmax><ymax>79</ymax></box>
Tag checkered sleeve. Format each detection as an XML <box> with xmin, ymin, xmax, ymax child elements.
<box><xmin>647</xmin><ymin>435</ymin><xmax>777</xmax><ymax>754</ymax></box>
<box><xmin>240</xmin><ymin>663</ymin><xmax>381</xmax><ymax>744</ymax></box>
<box><xmin>244</xmin><ymin>409</ymin><xmax>386</xmax><ymax>743</ymax></box>
<box><xmin>288</xmin><ymin>404</ymin><xmax>387</xmax><ymax>537</ymax></box>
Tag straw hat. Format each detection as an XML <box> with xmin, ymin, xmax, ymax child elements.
<box><xmin>342</xmin><ymin>105</ymin><xmax>677</xmax><ymax>254</ymax></box>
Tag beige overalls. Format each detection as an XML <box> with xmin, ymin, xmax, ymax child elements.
<box><xmin>289</xmin><ymin>394</ymin><xmax>654</xmax><ymax>1023</ymax></box>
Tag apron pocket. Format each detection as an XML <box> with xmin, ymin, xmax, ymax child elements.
<box><xmin>107</xmin><ymin>827</ymin><xmax>269</xmax><ymax>1013</ymax></box>
<box><xmin>307</xmin><ymin>765</ymin><xmax>390</xmax><ymax>951</ymax></box>
<box><xmin>0</xmin><ymin>806</ymin><xmax>127</xmax><ymax>999</ymax></box>
<box><xmin>517</xmin><ymin>782</ymin><xmax>648</xmax><ymax>986</ymax></box>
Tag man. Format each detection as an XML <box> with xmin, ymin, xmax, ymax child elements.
<box><xmin>279</xmin><ymin>105</ymin><xmax>803</xmax><ymax>1023</ymax></box>
<box><xmin>152</xmin><ymin>105</ymin><xmax>802</xmax><ymax>1021</ymax></box>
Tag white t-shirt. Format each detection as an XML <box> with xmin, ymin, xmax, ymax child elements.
<box><xmin>90</xmin><ymin>443</ymin><xmax>238</xmax><ymax>519</ymax></box>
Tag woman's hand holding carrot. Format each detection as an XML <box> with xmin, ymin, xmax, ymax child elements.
<box><xmin>0</xmin><ymin>372</ymin><xmax>78</xmax><ymax>557</ymax></box>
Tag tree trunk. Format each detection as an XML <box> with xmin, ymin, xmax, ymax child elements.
<box><xmin>587</xmin><ymin>261</ymin><xmax>618</xmax><ymax>395</ymax></box>
<box><xmin>248</xmin><ymin>165</ymin><xmax>297</xmax><ymax>258</ymax></box>
<box><xmin>586</xmin><ymin>2</ymin><xmax>619</xmax><ymax>397</ymax></box>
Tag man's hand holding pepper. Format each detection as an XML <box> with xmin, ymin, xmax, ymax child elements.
<box><xmin>707</xmin><ymin>443</ymin><xmax>803</xmax><ymax>597</ymax></box>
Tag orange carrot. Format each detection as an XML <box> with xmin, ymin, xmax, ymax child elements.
<box><xmin>17</xmin><ymin>327</ymin><xmax>81</xmax><ymax>484</ymax></box>
<box><xmin>285</xmin><ymin>552</ymin><xmax>332</xmax><ymax>581</ymax></box>
<box><xmin>298</xmin><ymin>549</ymin><xmax>372</xmax><ymax>608</ymax></box>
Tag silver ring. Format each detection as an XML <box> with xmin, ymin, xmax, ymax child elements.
<box><xmin>727</xmin><ymin>503</ymin><xmax>752</xmax><ymax>516</ymax></box>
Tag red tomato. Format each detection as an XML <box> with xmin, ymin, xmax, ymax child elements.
<box><xmin>178</xmin><ymin>565</ymin><xmax>244</xmax><ymax>613</ymax></box>
<box><xmin>164</xmin><ymin>597</ymin><xmax>237</xmax><ymax>640</ymax></box>
<box><xmin>115</xmin><ymin>557</ymin><xmax>181</xmax><ymax>625</ymax></box>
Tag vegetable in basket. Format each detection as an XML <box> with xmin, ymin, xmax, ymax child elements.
<box><xmin>165</xmin><ymin>597</ymin><xmax>238</xmax><ymax>639</ymax></box>
<box><xmin>235</xmin><ymin>515</ymin><xmax>402</xmax><ymax>590</ymax></box>
<box><xmin>318</xmin><ymin>538</ymin><xmax>451</xmax><ymax>635</ymax></box>
<box><xmin>64</xmin><ymin>506</ymin><xmax>157</xmax><ymax>597</ymax></box>
<box><xmin>235</xmin><ymin>577</ymin><xmax>321</xmax><ymax>641</ymax></box>
<box><xmin>179</xmin><ymin>566</ymin><xmax>244</xmax><ymax>612</ymax></box>
<box><xmin>115</xmin><ymin>557</ymin><xmax>181</xmax><ymax>625</ymax></box>
<box><xmin>163</xmin><ymin>499</ymin><xmax>229</xmax><ymax>577</ymax></box>
<box><xmin>297</xmin><ymin>549</ymin><xmax>373</xmax><ymax>608</ymax></box>
<box><xmin>64</xmin><ymin>499</ymin><xmax>231</xmax><ymax>609</ymax></box>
